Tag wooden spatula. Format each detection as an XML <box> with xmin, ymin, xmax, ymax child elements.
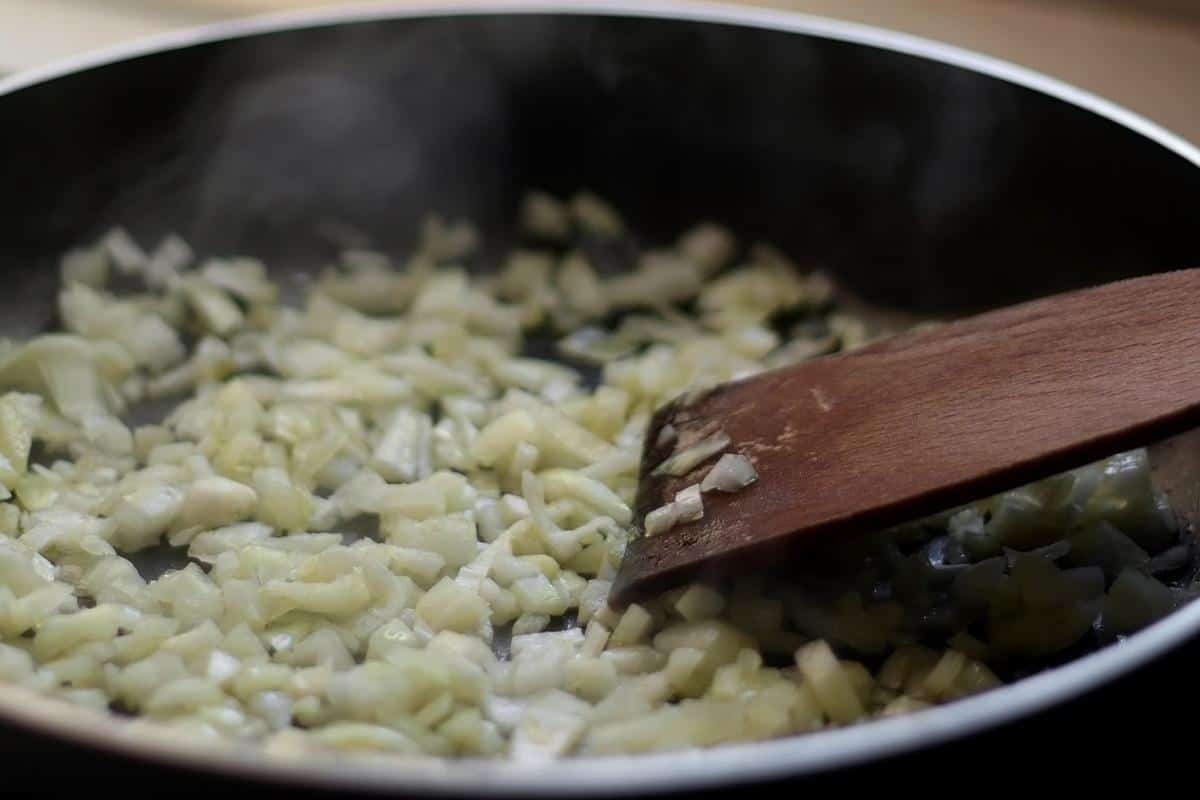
<box><xmin>611</xmin><ymin>268</ymin><xmax>1200</xmax><ymax>605</ymax></box>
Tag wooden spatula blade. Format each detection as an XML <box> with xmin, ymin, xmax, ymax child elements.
<box><xmin>612</xmin><ymin>268</ymin><xmax>1200</xmax><ymax>605</ymax></box>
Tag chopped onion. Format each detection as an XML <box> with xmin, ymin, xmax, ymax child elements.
<box><xmin>0</xmin><ymin>192</ymin><xmax>1178</xmax><ymax>763</ymax></box>
<box><xmin>102</xmin><ymin>227</ymin><xmax>148</xmax><ymax>275</ymax></box>
<box><xmin>643</xmin><ymin>504</ymin><xmax>679</xmax><ymax>538</ymax></box>
<box><xmin>520</xmin><ymin>191</ymin><xmax>571</xmax><ymax>241</ymax></box>
<box><xmin>700</xmin><ymin>453</ymin><xmax>758</xmax><ymax>493</ymax></box>
<box><xmin>673</xmin><ymin>484</ymin><xmax>704</xmax><ymax>523</ymax></box>
<box><xmin>652</xmin><ymin>431</ymin><xmax>731</xmax><ymax>477</ymax></box>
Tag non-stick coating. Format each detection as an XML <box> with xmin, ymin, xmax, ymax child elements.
<box><xmin>2</xmin><ymin>6</ymin><xmax>1200</xmax><ymax>796</ymax></box>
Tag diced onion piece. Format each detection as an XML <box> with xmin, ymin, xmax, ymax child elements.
<box><xmin>111</xmin><ymin>485</ymin><xmax>184</xmax><ymax>551</ymax></box>
<box><xmin>419</xmin><ymin>216</ymin><xmax>479</xmax><ymax>262</ymax></box>
<box><xmin>673</xmin><ymin>484</ymin><xmax>703</xmax><ymax>523</ymax></box>
<box><xmin>252</xmin><ymin>468</ymin><xmax>313</xmax><ymax>533</ymax></box>
<box><xmin>371</xmin><ymin>408</ymin><xmax>433</xmax><ymax>483</ymax></box>
<box><xmin>102</xmin><ymin>227</ymin><xmax>148</xmax><ymax>275</ymax></box>
<box><xmin>678</xmin><ymin>223</ymin><xmax>735</xmax><ymax>274</ymax></box>
<box><xmin>520</xmin><ymin>191</ymin><xmax>571</xmax><ymax>241</ymax></box>
<box><xmin>471</xmin><ymin>410</ymin><xmax>536</xmax><ymax>468</ymax></box>
<box><xmin>794</xmin><ymin>640</ymin><xmax>864</xmax><ymax>724</ymax></box>
<box><xmin>609</xmin><ymin>604</ymin><xmax>654</xmax><ymax>647</ymax></box>
<box><xmin>61</xmin><ymin>247</ymin><xmax>109</xmax><ymax>288</ymax></box>
<box><xmin>569</xmin><ymin>192</ymin><xmax>623</xmax><ymax>236</ymax></box>
<box><xmin>182</xmin><ymin>278</ymin><xmax>244</xmax><ymax>337</ymax></box>
<box><xmin>700</xmin><ymin>453</ymin><xmax>758</xmax><ymax>493</ymax></box>
<box><xmin>539</xmin><ymin>469</ymin><xmax>632</xmax><ymax>526</ymax></box>
<box><xmin>652</xmin><ymin>432</ymin><xmax>730</xmax><ymax>477</ymax></box>
<box><xmin>417</xmin><ymin>577</ymin><xmax>491</xmax><ymax>633</ymax></box>
<box><xmin>261</xmin><ymin>572</ymin><xmax>371</xmax><ymax>621</ymax></box>
<box><xmin>881</xmin><ymin>696</ymin><xmax>932</xmax><ymax>717</ymax></box>
<box><xmin>558</xmin><ymin>252</ymin><xmax>608</xmax><ymax>319</ymax></box>
<box><xmin>200</xmin><ymin>258</ymin><xmax>278</xmax><ymax>305</ymax></box>
<box><xmin>145</xmin><ymin>234</ymin><xmax>193</xmax><ymax>289</ymax></box>
<box><xmin>510</xmin><ymin>708</ymin><xmax>586</xmax><ymax>761</ymax></box>
<box><xmin>643</xmin><ymin>504</ymin><xmax>679</xmax><ymax>538</ymax></box>
<box><xmin>0</xmin><ymin>393</ymin><xmax>40</xmax><ymax>489</ymax></box>
<box><xmin>179</xmin><ymin>476</ymin><xmax>257</xmax><ymax>531</ymax></box>
<box><xmin>674</xmin><ymin>584</ymin><xmax>725</xmax><ymax>622</ymax></box>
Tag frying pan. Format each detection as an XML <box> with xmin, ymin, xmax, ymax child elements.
<box><xmin>1</xmin><ymin>1</ymin><xmax>1200</xmax><ymax>795</ymax></box>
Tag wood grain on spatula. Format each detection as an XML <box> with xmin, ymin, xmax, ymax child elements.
<box><xmin>611</xmin><ymin>268</ymin><xmax>1200</xmax><ymax>605</ymax></box>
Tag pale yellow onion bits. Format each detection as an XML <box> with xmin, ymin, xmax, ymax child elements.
<box><xmin>0</xmin><ymin>190</ymin><xmax>1175</xmax><ymax>761</ymax></box>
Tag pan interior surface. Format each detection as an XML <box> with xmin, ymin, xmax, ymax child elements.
<box><xmin>1</xmin><ymin>3</ymin><xmax>1200</xmax><ymax>794</ymax></box>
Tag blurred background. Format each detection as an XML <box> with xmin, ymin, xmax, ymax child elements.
<box><xmin>0</xmin><ymin>0</ymin><xmax>1198</xmax><ymax>143</ymax></box>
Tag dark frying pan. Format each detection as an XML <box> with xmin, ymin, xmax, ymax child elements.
<box><xmin>1</xmin><ymin>2</ymin><xmax>1200</xmax><ymax>795</ymax></box>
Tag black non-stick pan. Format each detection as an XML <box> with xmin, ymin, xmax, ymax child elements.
<box><xmin>1</xmin><ymin>2</ymin><xmax>1199</xmax><ymax>795</ymax></box>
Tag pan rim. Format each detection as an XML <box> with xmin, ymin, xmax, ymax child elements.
<box><xmin>1</xmin><ymin>1</ymin><xmax>1199</xmax><ymax>794</ymax></box>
